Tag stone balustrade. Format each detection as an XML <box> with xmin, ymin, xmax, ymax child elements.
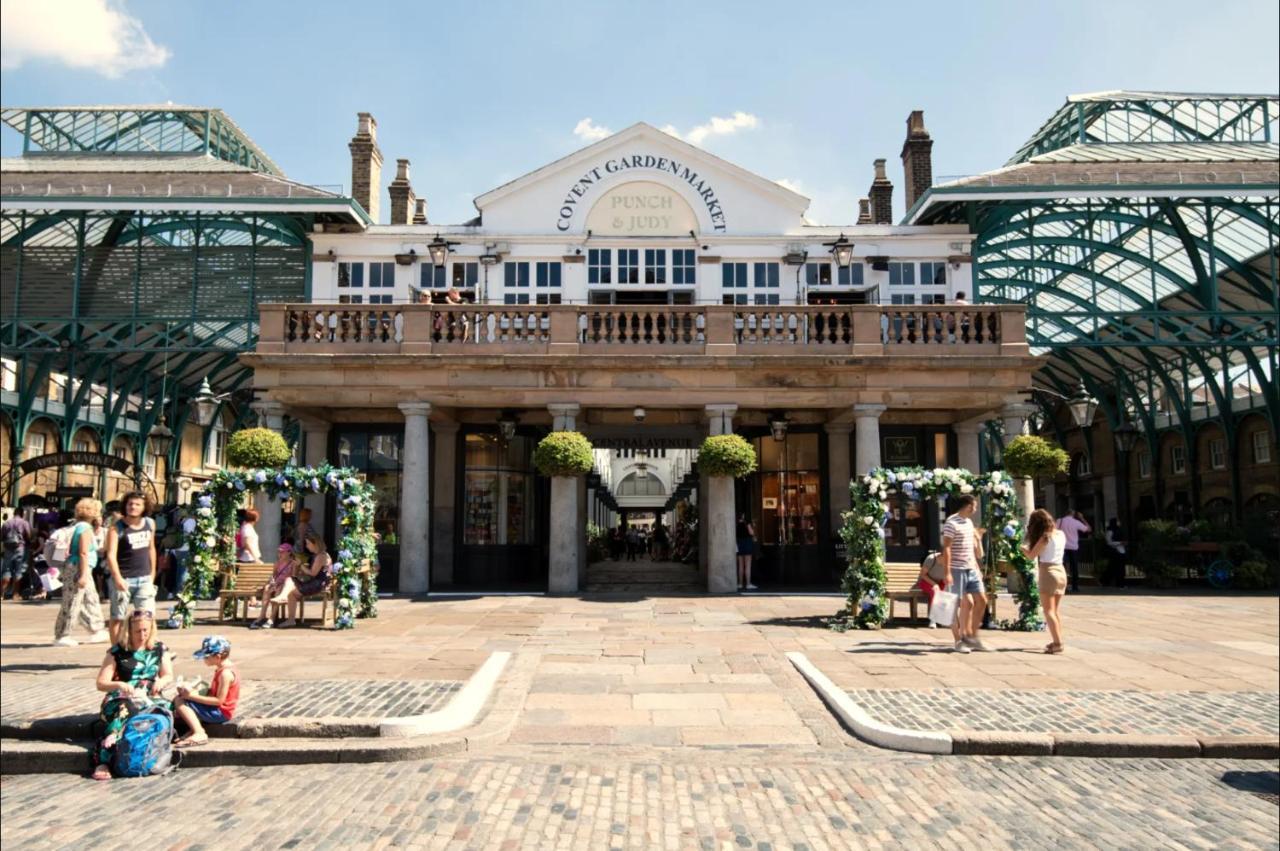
<box><xmin>257</xmin><ymin>303</ymin><xmax>1028</xmax><ymax>357</ymax></box>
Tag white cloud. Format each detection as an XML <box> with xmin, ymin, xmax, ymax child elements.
<box><xmin>664</xmin><ymin>112</ymin><xmax>761</xmax><ymax>146</ymax></box>
<box><xmin>1</xmin><ymin>0</ymin><xmax>170</xmax><ymax>78</ymax></box>
<box><xmin>572</xmin><ymin>117</ymin><xmax>613</xmax><ymax>143</ymax></box>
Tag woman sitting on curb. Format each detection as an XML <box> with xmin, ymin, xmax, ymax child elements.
<box><xmin>91</xmin><ymin>610</ymin><xmax>172</xmax><ymax>781</ymax></box>
<box><xmin>268</xmin><ymin>530</ymin><xmax>332</xmax><ymax>628</ymax></box>
<box><xmin>250</xmin><ymin>543</ymin><xmax>303</xmax><ymax>630</ymax></box>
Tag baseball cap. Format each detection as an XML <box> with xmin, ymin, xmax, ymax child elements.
<box><xmin>193</xmin><ymin>635</ymin><xmax>231</xmax><ymax>659</ymax></box>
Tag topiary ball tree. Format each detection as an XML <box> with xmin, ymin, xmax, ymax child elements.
<box><xmin>1001</xmin><ymin>435</ymin><xmax>1069</xmax><ymax>480</ymax></box>
<box><xmin>226</xmin><ymin>427</ymin><xmax>292</xmax><ymax>469</ymax></box>
<box><xmin>533</xmin><ymin>431</ymin><xmax>595</xmax><ymax>477</ymax></box>
<box><xmin>697</xmin><ymin>434</ymin><xmax>758</xmax><ymax>478</ymax></box>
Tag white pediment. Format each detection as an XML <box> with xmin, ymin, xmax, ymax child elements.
<box><xmin>473</xmin><ymin>123</ymin><xmax>810</xmax><ymax>236</ymax></box>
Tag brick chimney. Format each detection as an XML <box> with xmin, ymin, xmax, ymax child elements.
<box><xmin>388</xmin><ymin>158</ymin><xmax>416</xmax><ymax>226</ymax></box>
<box><xmin>349</xmin><ymin>113</ymin><xmax>383</xmax><ymax>222</ymax></box>
<box><xmin>856</xmin><ymin>198</ymin><xmax>872</xmax><ymax>224</ymax></box>
<box><xmin>412</xmin><ymin>198</ymin><xmax>428</xmax><ymax>225</ymax></box>
<box><xmin>901</xmin><ymin>110</ymin><xmax>934</xmax><ymax>212</ymax></box>
<box><xmin>868</xmin><ymin>159</ymin><xmax>893</xmax><ymax>225</ymax></box>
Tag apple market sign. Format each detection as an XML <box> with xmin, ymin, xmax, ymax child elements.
<box><xmin>557</xmin><ymin>155</ymin><xmax>727</xmax><ymax>233</ymax></box>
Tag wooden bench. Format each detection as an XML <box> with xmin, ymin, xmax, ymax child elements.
<box><xmin>217</xmin><ymin>562</ymin><xmax>277</xmax><ymax>623</ymax></box>
<box><xmin>884</xmin><ymin>562</ymin><xmax>927</xmax><ymax>624</ymax></box>
<box><xmin>296</xmin><ymin>561</ymin><xmax>372</xmax><ymax>629</ymax></box>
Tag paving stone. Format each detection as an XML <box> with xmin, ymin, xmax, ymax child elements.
<box><xmin>845</xmin><ymin>687</ymin><xmax>1279</xmax><ymax>737</ymax></box>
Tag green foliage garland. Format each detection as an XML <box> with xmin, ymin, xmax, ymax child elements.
<box><xmin>171</xmin><ymin>463</ymin><xmax>379</xmax><ymax>631</ymax></box>
<box><xmin>226</xmin><ymin>428</ymin><xmax>293</xmax><ymax>469</ymax></box>
<box><xmin>696</xmin><ymin>434</ymin><xmax>758</xmax><ymax>478</ymax></box>
<box><xmin>835</xmin><ymin>466</ymin><xmax>1043</xmax><ymax>632</ymax></box>
<box><xmin>1001</xmin><ymin>435</ymin><xmax>1069</xmax><ymax>479</ymax></box>
<box><xmin>532</xmin><ymin>431</ymin><xmax>595</xmax><ymax>477</ymax></box>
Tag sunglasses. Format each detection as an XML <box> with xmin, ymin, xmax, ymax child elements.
<box><xmin>129</xmin><ymin>610</ymin><xmax>154</xmax><ymax>621</ymax></box>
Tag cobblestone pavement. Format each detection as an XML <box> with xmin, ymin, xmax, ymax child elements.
<box><xmin>848</xmin><ymin>688</ymin><xmax>1280</xmax><ymax>737</ymax></box>
<box><xmin>2</xmin><ymin>748</ymin><xmax>1277</xmax><ymax>850</ymax></box>
<box><xmin>1</xmin><ymin>675</ymin><xmax>461</xmax><ymax>723</ymax></box>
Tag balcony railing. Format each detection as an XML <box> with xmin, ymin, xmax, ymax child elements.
<box><xmin>256</xmin><ymin>304</ymin><xmax>1028</xmax><ymax>357</ymax></box>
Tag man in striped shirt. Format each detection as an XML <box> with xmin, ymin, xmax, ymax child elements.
<box><xmin>940</xmin><ymin>494</ymin><xmax>987</xmax><ymax>653</ymax></box>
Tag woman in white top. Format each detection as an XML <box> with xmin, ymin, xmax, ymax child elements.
<box><xmin>1021</xmin><ymin>508</ymin><xmax>1068</xmax><ymax>654</ymax></box>
<box><xmin>236</xmin><ymin>508</ymin><xmax>262</xmax><ymax>563</ymax></box>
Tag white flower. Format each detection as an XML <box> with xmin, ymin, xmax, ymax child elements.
<box><xmin>960</xmin><ymin>483</ymin><xmax>973</xmax><ymax>494</ymax></box>
<box><xmin>197</xmin><ymin>507</ymin><xmax>211</xmax><ymax>517</ymax></box>
<box><xmin>863</xmin><ymin>516</ymin><xmax>876</xmax><ymax>525</ymax></box>
<box><xmin>204</xmin><ymin>536</ymin><xmax>217</xmax><ymax>547</ymax></box>
<box><xmin>990</xmin><ymin>471</ymin><xmax>1003</xmax><ymax>483</ymax></box>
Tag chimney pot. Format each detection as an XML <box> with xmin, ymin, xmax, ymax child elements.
<box><xmin>388</xmin><ymin>157</ymin><xmax>416</xmax><ymax>226</ymax></box>
<box><xmin>413</xmin><ymin>198</ymin><xmax>428</xmax><ymax>225</ymax></box>
<box><xmin>901</xmin><ymin>110</ymin><xmax>934</xmax><ymax>212</ymax></box>
<box><xmin>868</xmin><ymin>160</ymin><xmax>894</xmax><ymax>225</ymax></box>
<box><xmin>857</xmin><ymin>198</ymin><xmax>872</xmax><ymax>224</ymax></box>
<box><xmin>396</xmin><ymin>158</ymin><xmax>410</xmax><ymax>181</ymax></box>
<box><xmin>349</xmin><ymin>112</ymin><xmax>383</xmax><ymax>222</ymax></box>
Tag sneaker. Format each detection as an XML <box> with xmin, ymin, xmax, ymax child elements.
<box><xmin>964</xmin><ymin>636</ymin><xmax>989</xmax><ymax>652</ymax></box>
<box><xmin>277</xmin><ymin>619</ymin><xmax>297</xmax><ymax>629</ymax></box>
<box><xmin>927</xmin><ymin>620</ymin><xmax>938</xmax><ymax>629</ymax></box>
<box><xmin>261</xmin><ymin>620</ymin><xmax>273</xmax><ymax>630</ymax></box>
<box><xmin>745</xmin><ymin>583</ymin><xmax>758</xmax><ymax>590</ymax></box>
<box><xmin>952</xmin><ymin>640</ymin><xmax>971</xmax><ymax>654</ymax></box>
<box><xmin>249</xmin><ymin>618</ymin><xmax>266</xmax><ymax>630</ymax></box>
<box><xmin>87</xmin><ymin>630</ymin><xmax>111</xmax><ymax>644</ymax></box>
<box><xmin>54</xmin><ymin>636</ymin><xmax>79</xmax><ymax>647</ymax></box>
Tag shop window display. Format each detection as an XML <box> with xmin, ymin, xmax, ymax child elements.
<box><xmin>753</xmin><ymin>434</ymin><xmax>821</xmax><ymax>546</ymax></box>
<box><xmin>463</xmin><ymin>434</ymin><xmax>535</xmax><ymax>546</ymax></box>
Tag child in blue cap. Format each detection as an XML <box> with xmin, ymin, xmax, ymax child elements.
<box><xmin>174</xmin><ymin>635</ymin><xmax>239</xmax><ymax>748</ymax></box>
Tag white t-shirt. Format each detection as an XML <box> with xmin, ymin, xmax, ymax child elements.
<box><xmin>942</xmin><ymin>514</ymin><xmax>976</xmax><ymax>570</ymax></box>
<box><xmin>1038</xmin><ymin>530</ymin><xmax>1066</xmax><ymax>565</ymax></box>
<box><xmin>237</xmin><ymin>522</ymin><xmax>261</xmax><ymax>563</ymax></box>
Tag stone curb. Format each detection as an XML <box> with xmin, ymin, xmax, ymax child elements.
<box><xmin>787</xmin><ymin>652</ymin><xmax>1280</xmax><ymax>760</ymax></box>
<box><xmin>0</xmin><ymin>652</ymin><xmax>534</xmax><ymax>776</ymax></box>
<box><xmin>785</xmin><ymin>652</ymin><xmax>952</xmax><ymax>755</ymax></box>
<box><xmin>380</xmin><ymin>652</ymin><xmax>510</xmax><ymax>738</ymax></box>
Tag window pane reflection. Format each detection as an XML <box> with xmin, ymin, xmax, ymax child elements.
<box><xmin>464</xmin><ymin>434</ymin><xmax>535</xmax><ymax>546</ymax></box>
<box><xmin>754</xmin><ymin>434</ymin><xmax>820</xmax><ymax>546</ymax></box>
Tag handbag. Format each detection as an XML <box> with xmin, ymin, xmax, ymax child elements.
<box><xmin>929</xmin><ymin>584</ymin><xmax>959</xmax><ymax>627</ymax></box>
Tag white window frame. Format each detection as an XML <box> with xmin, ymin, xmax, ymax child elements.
<box><xmin>588</xmin><ymin>249</ymin><xmax>612</xmax><ymax>285</ymax></box>
<box><xmin>71</xmin><ymin>437</ymin><xmax>92</xmax><ymax>471</ymax></box>
<box><xmin>1253</xmin><ymin>430</ymin><xmax>1272</xmax><ymax>464</ymax></box>
<box><xmin>1208</xmin><ymin>437</ymin><xmax>1227</xmax><ymax>470</ymax></box>
<box><xmin>24</xmin><ymin>432</ymin><xmax>47</xmax><ymax>459</ymax></box>
<box><xmin>672</xmin><ymin>249</ymin><xmax>695</xmax><ymax>286</ymax></box>
<box><xmin>337</xmin><ymin>261</ymin><xmax>364</xmax><ymax>290</ymax></box>
<box><xmin>143</xmin><ymin>448</ymin><xmax>159</xmax><ymax>479</ymax></box>
<box><xmin>1171</xmin><ymin>445</ymin><xmax>1187</xmax><ymax>475</ymax></box>
<box><xmin>205</xmin><ymin>420</ymin><xmax>227</xmax><ymax>468</ymax></box>
<box><xmin>1075</xmin><ymin>452</ymin><xmax>1092</xmax><ymax>477</ymax></box>
<box><xmin>1138</xmin><ymin>450</ymin><xmax>1151</xmax><ymax>479</ymax></box>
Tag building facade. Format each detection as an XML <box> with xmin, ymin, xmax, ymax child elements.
<box><xmin>248</xmin><ymin>112</ymin><xmax>1038</xmax><ymax>592</ymax></box>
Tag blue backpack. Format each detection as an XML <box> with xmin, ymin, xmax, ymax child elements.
<box><xmin>113</xmin><ymin>706</ymin><xmax>177</xmax><ymax>778</ymax></box>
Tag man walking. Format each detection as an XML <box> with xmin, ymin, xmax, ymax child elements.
<box><xmin>1056</xmin><ymin>510</ymin><xmax>1091</xmax><ymax>593</ymax></box>
<box><xmin>940</xmin><ymin>494</ymin><xmax>986</xmax><ymax>653</ymax></box>
<box><xmin>1</xmin><ymin>510</ymin><xmax>33</xmax><ymax>601</ymax></box>
<box><xmin>105</xmin><ymin>491</ymin><xmax>157</xmax><ymax>642</ymax></box>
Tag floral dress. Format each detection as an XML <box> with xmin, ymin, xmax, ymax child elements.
<box><xmin>96</xmin><ymin>641</ymin><xmax>170</xmax><ymax>766</ymax></box>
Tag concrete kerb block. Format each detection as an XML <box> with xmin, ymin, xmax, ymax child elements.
<box><xmin>1053</xmin><ymin>733</ymin><xmax>1202</xmax><ymax>759</ymax></box>
<box><xmin>786</xmin><ymin>651</ymin><xmax>952</xmax><ymax>755</ymax></box>
<box><xmin>952</xmin><ymin>730</ymin><xmax>1054</xmax><ymax>756</ymax></box>
<box><xmin>1198</xmin><ymin>736</ymin><xmax>1280</xmax><ymax>760</ymax></box>
<box><xmin>380</xmin><ymin>651</ymin><xmax>512</xmax><ymax>738</ymax></box>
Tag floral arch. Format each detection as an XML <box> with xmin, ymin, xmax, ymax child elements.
<box><xmin>837</xmin><ymin>467</ymin><xmax>1043</xmax><ymax>631</ymax></box>
<box><xmin>172</xmin><ymin>463</ymin><xmax>379</xmax><ymax>630</ymax></box>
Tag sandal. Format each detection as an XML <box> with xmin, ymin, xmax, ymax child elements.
<box><xmin>1045</xmin><ymin>643</ymin><xmax>1064</xmax><ymax>655</ymax></box>
<box><xmin>92</xmin><ymin>764</ymin><xmax>112</xmax><ymax>781</ymax></box>
<box><xmin>174</xmin><ymin>736</ymin><xmax>208</xmax><ymax>748</ymax></box>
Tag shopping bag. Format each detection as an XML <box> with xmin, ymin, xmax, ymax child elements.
<box><xmin>40</xmin><ymin>569</ymin><xmax>62</xmax><ymax>593</ymax></box>
<box><xmin>929</xmin><ymin>587</ymin><xmax>959</xmax><ymax>627</ymax></box>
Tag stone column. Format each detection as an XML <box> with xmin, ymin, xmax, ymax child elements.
<box><xmin>704</xmin><ymin>404</ymin><xmax>738</xmax><ymax>594</ymax></box>
<box><xmin>1002</xmin><ymin>403</ymin><xmax>1038</xmax><ymax>525</ymax></box>
<box><xmin>824</xmin><ymin>423</ymin><xmax>854</xmax><ymax>535</ymax></box>
<box><xmin>853</xmin><ymin>404</ymin><xmax>887</xmax><ymax>474</ymax></box>
<box><xmin>953</xmin><ymin>419</ymin><xmax>984</xmax><ymax>475</ymax></box>
<box><xmin>398</xmin><ymin>402</ymin><xmax>432</xmax><ymax>594</ymax></box>
<box><xmin>298</xmin><ymin>417</ymin><xmax>330</xmax><ymax>540</ymax></box>
<box><xmin>252</xmin><ymin>402</ymin><xmax>286</xmax><ymax>559</ymax></box>
<box><xmin>547</xmin><ymin>404</ymin><xmax>580</xmax><ymax>594</ymax></box>
<box><xmin>1043</xmin><ymin>482</ymin><xmax>1058</xmax><ymax>517</ymax></box>
<box><xmin>432</xmin><ymin>422</ymin><xmax>459</xmax><ymax>586</ymax></box>
<box><xmin>1101</xmin><ymin>474</ymin><xmax>1118</xmax><ymax>527</ymax></box>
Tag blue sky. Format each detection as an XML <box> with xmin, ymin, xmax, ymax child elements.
<box><xmin>3</xmin><ymin>0</ymin><xmax>1278</xmax><ymax>224</ymax></box>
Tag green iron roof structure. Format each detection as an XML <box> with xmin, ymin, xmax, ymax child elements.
<box><xmin>909</xmin><ymin>91</ymin><xmax>1280</xmax><ymax>522</ymax></box>
<box><xmin>1</xmin><ymin>106</ymin><xmax>367</xmax><ymax>499</ymax></box>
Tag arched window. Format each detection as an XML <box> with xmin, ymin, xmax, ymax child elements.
<box><xmin>616</xmin><ymin>473</ymin><xmax>667</xmax><ymax>497</ymax></box>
